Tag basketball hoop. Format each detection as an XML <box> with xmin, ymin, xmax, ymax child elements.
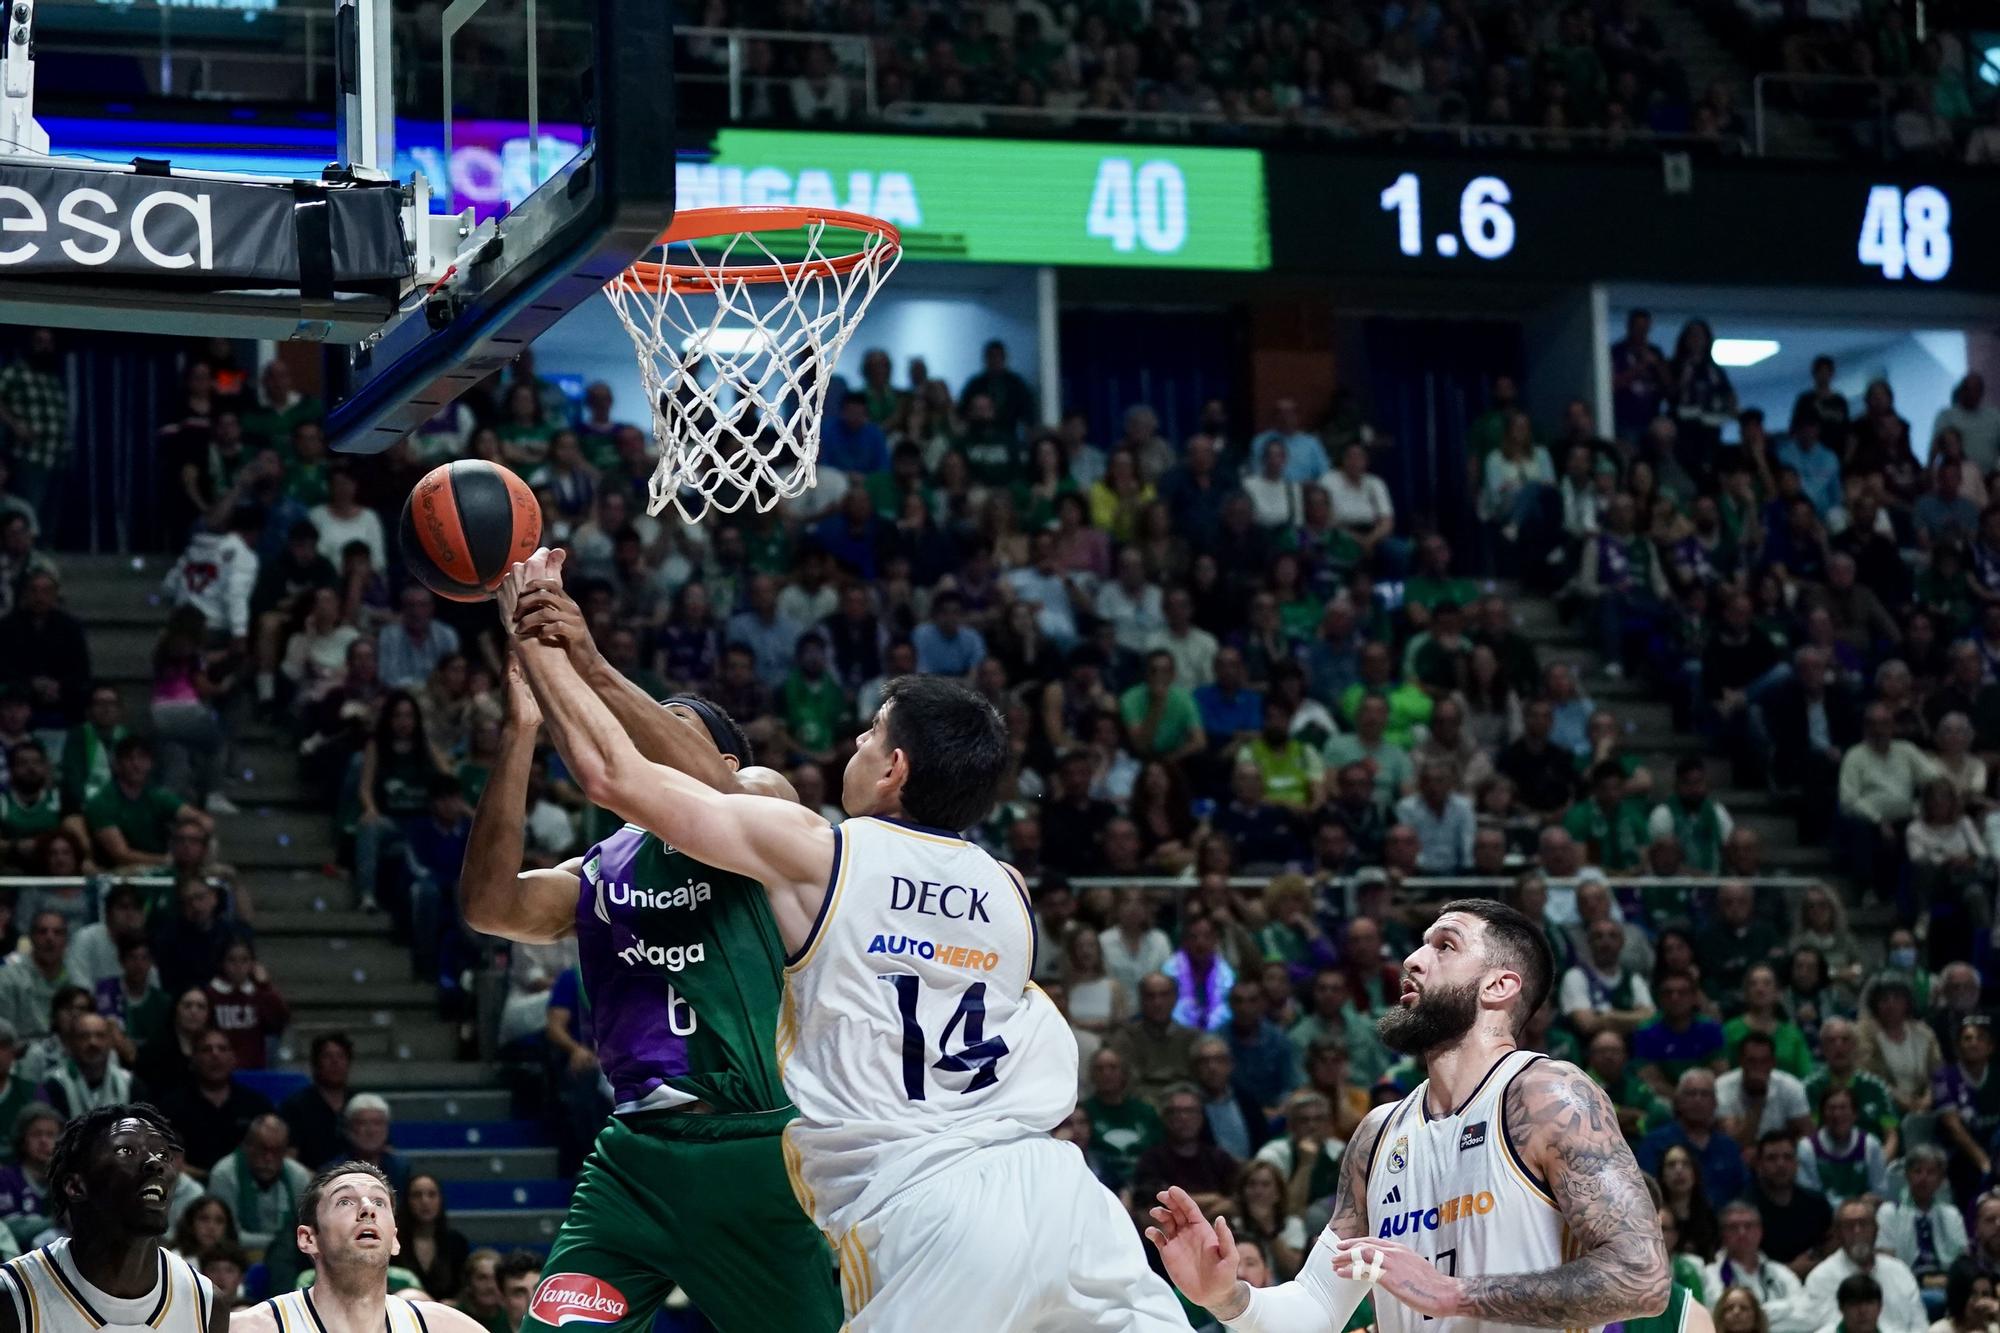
<box><xmin>605</xmin><ymin>205</ymin><xmax>903</xmax><ymax>523</ymax></box>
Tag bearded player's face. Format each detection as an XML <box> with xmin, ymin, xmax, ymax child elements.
<box><xmin>1376</xmin><ymin>914</ymin><xmax>1488</xmax><ymax>1055</ymax></box>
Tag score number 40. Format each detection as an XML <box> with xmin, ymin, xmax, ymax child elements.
<box><xmin>1086</xmin><ymin>159</ymin><xmax>1189</xmax><ymax>255</ymax></box>
<box><xmin>1859</xmin><ymin>185</ymin><xmax>1952</xmax><ymax>282</ymax></box>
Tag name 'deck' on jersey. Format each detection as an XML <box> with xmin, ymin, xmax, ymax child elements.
<box><xmin>868</xmin><ymin>875</ymin><xmax>1004</xmax><ymax>972</ymax></box>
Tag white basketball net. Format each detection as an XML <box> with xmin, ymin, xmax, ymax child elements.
<box><xmin>604</xmin><ymin>218</ymin><xmax>902</xmax><ymax>524</ymax></box>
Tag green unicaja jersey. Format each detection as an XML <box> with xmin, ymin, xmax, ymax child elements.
<box><xmin>576</xmin><ymin>825</ymin><xmax>791</xmax><ymax>1115</ymax></box>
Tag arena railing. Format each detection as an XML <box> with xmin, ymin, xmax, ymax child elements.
<box><xmin>0</xmin><ymin>874</ymin><xmax>235</xmax><ymax>931</ymax></box>
<box><xmin>873</xmin><ymin>101</ymin><xmax>1750</xmax><ymax>155</ymax></box>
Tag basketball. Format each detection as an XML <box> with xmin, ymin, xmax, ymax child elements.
<box><xmin>397</xmin><ymin>459</ymin><xmax>542</xmax><ymax>603</ymax></box>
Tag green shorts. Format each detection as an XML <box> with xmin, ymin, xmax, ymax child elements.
<box><xmin>521</xmin><ymin>1108</ymin><xmax>841</xmax><ymax>1333</ymax></box>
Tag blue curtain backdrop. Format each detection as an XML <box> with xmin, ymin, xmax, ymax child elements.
<box><xmin>1058</xmin><ymin>307</ymin><xmax>1244</xmax><ymax>452</ymax></box>
<box><xmin>1357</xmin><ymin>315</ymin><xmax>1524</xmax><ymax>545</ymax></box>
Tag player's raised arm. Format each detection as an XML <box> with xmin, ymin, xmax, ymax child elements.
<box><xmin>1331</xmin><ymin>1060</ymin><xmax>1670</xmax><ymax>1325</ymax></box>
<box><xmin>1147</xmin><ymin>1103</ymin><xmax>1391</xmax><ymax>1331</ymax></box>
<box><xmin>503</xmin><ymin>553</ymin><xmax>835</xmax><ymax>947</ymax></box>
<box><xmin>509</xmin><ymin>558</ymin><xmax>794</xmax><ymax>799</ymax></box>
<box><xmin>459</xmin><ymin>652</ymin><xmax>580</xmax><ymax>944</ymax></box>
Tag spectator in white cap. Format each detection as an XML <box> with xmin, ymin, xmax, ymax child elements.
<box><xmin>340</xmin><ymin>1092</ymin><xmax>412</xmax><ymax>1195</ymax></box>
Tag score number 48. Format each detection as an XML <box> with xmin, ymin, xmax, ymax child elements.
<box><xmin>1859</xmin><ymin>185</ymin><xmax>1952</xmax><ymax>282</ymax></box>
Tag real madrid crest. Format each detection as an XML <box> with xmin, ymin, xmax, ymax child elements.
<box><xmin>1386</xmin><ymin>1134</ymin><xmax>1408</xmax><ymax>1174</ymax></box>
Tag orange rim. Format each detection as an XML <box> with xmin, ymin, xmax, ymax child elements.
<box><xmin>618</xmin><ymin>205</ymin><xmax>902</xmax><ymax>295</ymax></box>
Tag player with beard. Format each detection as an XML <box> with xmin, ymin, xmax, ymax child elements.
<box><xmin>0</xmin><ymin>1103</ymin><xmax>224</xmax><ymax>1333</ymax></box>
<box><xmin>1148</xmin><ymin>899</ymin><xmax>1670</xmax><ymax>1333</ymax></box>
<box><xmin>230</xmin><ymin>1163</ymin><xmax>487</xmax><ymax>1333</ymax></box>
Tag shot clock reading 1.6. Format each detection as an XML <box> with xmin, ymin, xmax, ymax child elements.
<box><xmin>1378</xmin><ymin>171</ymin><xmax>1518</xmax><ymax>261</ymax></box>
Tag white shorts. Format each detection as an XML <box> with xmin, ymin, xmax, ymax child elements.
<box><xmin>837</xmin><ymin>1134</ymin><xmax>1188</xmax><ymax>1333</ymax></box>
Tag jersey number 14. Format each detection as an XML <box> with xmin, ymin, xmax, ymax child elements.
<box><xmin>881</xmin><ymin>975</ymin><xmax>1010</xmax><ymax>1100</ymax></box>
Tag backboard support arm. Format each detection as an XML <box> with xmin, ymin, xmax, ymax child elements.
<box><xmin>0</xmin><ymin>0</ymin><xmax>51</xmax><ymax>158</ymax></box>
<box><xmin>334</xmin><ymin>0</ymin><xmax>395</xmax><ymax>178</ymax></box>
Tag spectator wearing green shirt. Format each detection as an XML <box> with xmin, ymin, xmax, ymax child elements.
<box><xmin>1723</xmin><ymin>964</ymin><xmax>1815</xmax><ymax>1080</ymax></box>
<box><xmin>241</xmin><ymin>359</ymin><xmax>323</xmax><ymax>448</ymax></box>
<box><xmin>1336</xmin><ymin>641</ymin><xmax>1434</xmax><ymax>747</ymax></box>
<box><xmin>779</xmin><ymin>634</ymin><xmax>848</xmax><ymax>766</ymax></box>
<box><xmin>1401</xmin><ymin>534</ymin><xmax>1482</xmax><ymax>629</ymax></box>
<box><xmin>0</xmin><ymin>740</ymin><xmax>60</xmax><ymax>869</ymax></box>
<box><xmin>59</xmin><ymin>684</ymin><xmax>128</xmax><ymax>810</ymax></box>
<box><xmin>1322</xmin><ymin>695</ymin><xmax>1415</xmax><ymax>810</ymax></box>
<box><xmin>1563</xmin><ymin>761</ymin><xmax>1653</xmax><ymax>872</ymax></box>
<box><xmin>1402</xmin><ymin>600</ymin><xmax>1476</xmax><ymax>694</ymax></box>
<box><xmin>1647</xmin><ymin>756</ymin><xmax>1735</xmax><ymax>874</ymax></box>
<box><xmin>1696</xmin><ymin>880</ymin><xmax>1785</xmax><ymax>1007</ymax></box>
<box><xmin>83</xmin><ymin>736</ymin><xmax>210</xmax><ymax>870</ymax></box>
<box><xmin>1465</xmin><ymin>374</ymin><xmax>1522</xmax><ymax>475</ymax></box>
<box><xmin>1120</xmin><ymin>650</ymin><xmax>1207</xmax><ymax>766</ymax></box>
<box><xmin>1286</xmin><ymin>969</ymin><xmax>1390</xmax><ymax>1085</ymax></box>
<box><xmin>1081</xmin><ymin>1045</ymin><xmax>1162</xmax><ymax>1193</ymax></box>
<box><xmin>1585</xmin><ymin>1029</ymin><xmax>1670</xmax><ymax>1142</ymax></box>
<box><xmin>282</xmin><ymin>421</ymin><xmax>331</xmax><ymax>508</ymax></box>
<box><xmin>1805</xmin><ymin>1018</ymin><xmax>1901</xmax><ymax>1156</ymax></box>
<box><xmin>1238</xmin><ymin>700</ymin><xmax>1325</xmax><ymax>811</ymax></box>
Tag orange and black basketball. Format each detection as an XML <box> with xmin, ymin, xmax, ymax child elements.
<box><xmin>398</xmin><ymin>460</ymin><xmax>542</xmax><ymax>603</ymax></box>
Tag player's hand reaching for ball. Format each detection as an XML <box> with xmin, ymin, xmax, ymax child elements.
<box><xmin>502</xmin><ymin>652</ymin><xmax>542</xmax><ymax>732</ymax></box>
<box><xmin>495</xmin><ymin>547</ymin><xmax>541</xmax><ymax>624</ymax></box>
<box><xmin>498</xmin><ymin>547</ymin><xmax>564</xmax><ymax>625</ymax></box>
<box><xmin>512</xmin><ymin>563</ymin><xmax>597</xmax><ymax>667</ymax></box>
<box><xmin>1329</xmin><ymin>1235</ymin><xmax>1464</xmax><ymax>1319</ymax></box>
<box><xmin>1146</xmin><ymin>1186</ymin><xmax>1245</xmax><ymax>1316</ymax></box>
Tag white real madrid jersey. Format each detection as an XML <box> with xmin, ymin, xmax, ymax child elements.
<box><xmin>261</xmin><ymin>1288</ymin><xmax>433</xmax><ymax>1333</ymax></box>
<box><xmin>776</xmin><ymin>815</ymin><xmax>1079</xmax><ymax>1234</ymax></box>
<box><xmin>0</xmin><ymin>1241</ymin><xmax>213</xmax><ymax>1333</ymax></box>
<box><xmin>1363</xmin><ymin>1050</ymin><xmax>1595</xmax><ymax>1333</ymax></box>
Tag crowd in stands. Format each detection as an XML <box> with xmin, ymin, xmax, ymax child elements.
<box><xmin>671</xmin><ymin>0</ymin><xmax>1999</xmax><ymax>161</ymax></box>
<box><xmin>1688</xmin><ymin>0</ymin><xmax>2000</xmax><ymax>162</ymax></box>
<box><xmin>5</xmin><ymin>300</ymin><xmax>2000</xmax><ymax>1327</ymax></box>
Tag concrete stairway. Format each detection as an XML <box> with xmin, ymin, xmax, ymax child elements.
<box><xmin>56</xmin><ymin>553</ymin><xmax>571</xmax><ymax>1249</ymax></box>
<box><xmin>1645</xmin><ymin>0</ymin><xmax>1833</xmax><ymax>157</ymax></box>
<box><xmin>1504</xmin><ymin>581</ymin><xmax>1839</xmax><ymax>881</ymax></box>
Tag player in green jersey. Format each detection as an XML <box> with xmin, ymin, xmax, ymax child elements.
<box><xmin>462</xmin><ymin>563</ymin><xmax>839</xmax><ymax>1333</ymax></box>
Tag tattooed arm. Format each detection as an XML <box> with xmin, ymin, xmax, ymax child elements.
<box><xmin>1331</xmin><ymin>1060</ymin><xmax>1669</xmax><ymax>1324</ymax></box>
<box><xmin>1458</xmin><ymin>1060</ymin><xmax>1669</xmax><ymax>1323</ymax></box>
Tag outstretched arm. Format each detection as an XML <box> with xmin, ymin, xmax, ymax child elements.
<box><xmin>511</xmin><ymin>568</ymin><xmax>793</xmax><ymax>798</ymax></box>
<box><xmin>503</xmin><ymin>554</ymin><xmax>834</xmax><ymax>951</ymax></box>
<box><xmin>1332</xmin><ymin>1060</ymin><xmax>1669</xmax><ymax>1325</ymax></box>
<box><xmin>459</xmin><ymin>654</ymin><xmax>580</xmax><ymax>944</ymax></box>
<box><xmin>1148</xmin><ymin>1103</ymin><xmax>1390</xmax><ymax>1329</ymax></box>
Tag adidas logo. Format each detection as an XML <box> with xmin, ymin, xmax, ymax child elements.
<box><xmin>1381</xmin><ymin>1185</ymin><xmax>1402</xmax><ymax>1206</ymax></box>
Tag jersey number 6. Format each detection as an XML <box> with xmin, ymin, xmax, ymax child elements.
<box><xmin>882</xmin><ymin>975</ymin><xmax>1011</xmax><ymax>1101</ymax></box>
